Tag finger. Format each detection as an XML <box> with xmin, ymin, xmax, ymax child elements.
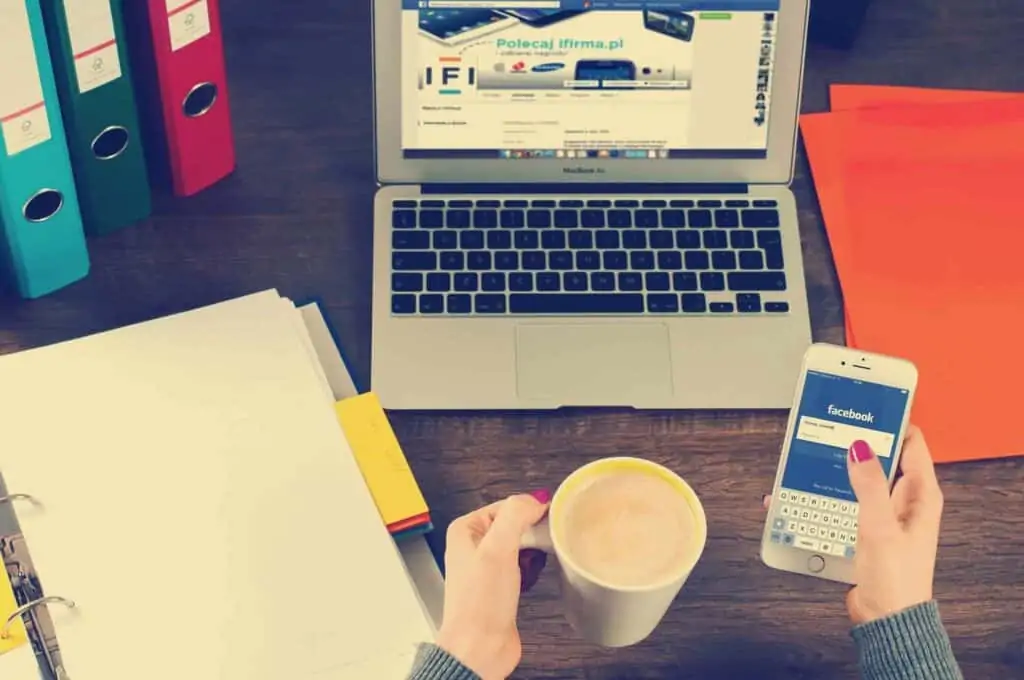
<box><xmin>896</xmin><ymin>426</ymin><xmax>944</xmax><ymax>520</ymax></box>
<box><xmin>446</xmin><ymin>500</ymin><xmax>503</xmax><ymax>557</ymax></box>
<box><xmin>763</xmin><ymin>494</ymin><xmax>771</xmax><ymax>511</ymax></box>
<box><xmin>847</xmin><ymin>440</ymin><xmax>899</xmax><ymax>540</ymax></box>
<box><xmin>480</xmin><ymin>494</ymin><xmax>549</xmax><ymax>558</ymax></box>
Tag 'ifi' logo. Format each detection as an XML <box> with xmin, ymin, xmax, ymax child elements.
<box><xmin>423</xmin><ymin>57</ymin><xmax>476</xmax><ymax>95</ymax></box>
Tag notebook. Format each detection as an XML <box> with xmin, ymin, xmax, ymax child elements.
<box><xmin>0</xmin><ymin>291</ymin><xmax>439</xmax><ymax>679</ymax></box>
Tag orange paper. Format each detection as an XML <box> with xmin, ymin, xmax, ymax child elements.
<box><xmin>801</xmin><ymin>96</ymin><xmax>1024</xmax><ymax>464</ymax></box>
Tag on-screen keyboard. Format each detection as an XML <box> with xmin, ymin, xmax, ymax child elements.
<box><xmin>388</xmin><ymin>198</ymin><xmax>790</xmax><ymax>316</ymax></box>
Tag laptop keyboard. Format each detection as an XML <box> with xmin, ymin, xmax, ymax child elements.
<box><xmin>389</xmin><ymin>198</ymin><xmax>790</xmax><ymax>316</ymax></box>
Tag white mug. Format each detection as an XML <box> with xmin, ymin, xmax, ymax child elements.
<box><xmin>521</xmin><ymin>457</ymin><xmax>707</xmax><ymax>647</ymax></box>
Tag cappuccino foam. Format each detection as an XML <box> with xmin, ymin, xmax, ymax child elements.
<box><xmin>558</xmin><ymin>470</ymin><xmax>697</xmax><ymax>588</ymax></box>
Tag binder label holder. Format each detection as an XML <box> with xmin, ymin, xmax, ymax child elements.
<box><xmin>0</xmin><ymin>0</ymin><xmax>54</xmax><ymax>156</ymax></box>
<box><xmin>65</xmin><ymin>0</ymin><xmax>123</xmax><ymax>94</ymax></box>
<box><xmin>167</xmin><ymin>0</ymin><xmax>211</xmax><ymax>51</ymax></box>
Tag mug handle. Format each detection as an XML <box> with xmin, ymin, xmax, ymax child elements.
<box><xmin>520</xmin><ymin>519</ymin><xmax>554</xmax><ymax>552</ymax></box>
<box><xmin>518</xmin><ymin>519</ymin><xmax>553</xmax><ymax>593</ymax></box>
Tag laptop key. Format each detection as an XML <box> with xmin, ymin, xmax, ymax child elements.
<box><xmin>542</xmin><ymin>231</ymin><xmax>566</xmax><ymax>249</ymax></box>
<box><xmin>509</xmin><ymin>273</ymin><xmax>533</xmax><ymax>292</ymax></box>
<box><xmin>608</xmin><ymin>210</ymin><xmax>632</xmax><ymax>228</ymax></box>
<box><xmin>581</xmin><ymin>210</ymin><xmax>606</xmax><ymax>228</ymax></box>
<box><xmin>591</xmin><ymin>272</ymin><xmax>616</xmax><ymax>291</ymax></box>
<box><xmin>421</xmin><ymin>200</ymin><xmax>445</xmax><ymax>208</ymax></box>
<box><xmin>604</xmin><ymin>251</ymin><xmax>628</xmax><ymax>270</ymax></box>
<box><xmin>474</xmin><ymin>210</ymin><xmax>498</xmax><ymax>228</ymax></box>
<box><xmin>643</xmin><ymin>199</ymin><xmax>667</xmax><ymax>208</ymax></box>
<box><xmin>514</xmin><ymin>231</ymin><xmax>538</xmax><ymax>249</ymax></box>
<box><xmin>677</xmin><ymin>231</ymin><xmax>702</xmax><ymax>249</ymax></box>
<box><xmin>533</xmin><ymin>199</ymin><xmax>556</xmax><ymax>208</ymax></box>
<box><xmin>460</xmin><ymin>231</ymin><xmax>485</xmax><ymax>250</ymax></box>
<box><xmin>392</xmin><ymin>273</ymin><xmax>423</xmax><ymax>292</ymax></box>
<box><xmin>392</xmin><ymin>295</ymin><xmax>416</xmax><ymax>314</ymax></box>
<box><xmin>739</xmin><ymin>250</ymin><xmax>765</xmax><ymax>270</ymax></box>
<box><xmin>681</xmin><ymin>293</ymin><xmax>708</xmax><ymax>313</ymax></box>
<box><xmin>393</xmin><ymin>252</ymin><xmax>437</xmax><ymax>270</ymax></box>
<box><xmin>449</xmin><ymin>200</ymin><xmax>472</xmax><ymax>208</ymax></box>
<box><xmin>550</xmin><ymin>251</ymin><xmax>574</xmax><ymax>270</ymax></box>
<box><xmin>658</xmin><ymin>252</ymin><xmax>683</xmax><ymax>270</ymax></box>
<box><xmin>673</xmin><ymin>272</ymin><xmax>699</xmax><ymax>291</ymax></box>
<box><xmin>630</xmin><ymin>251</ymin><xmax>655</xmax><ymax>270</ymax></box>
<box><xmin>661</xmin><ymin>210</ymin><xmax>686</xmax><ymax>228</ymax></box>
<box><xmin>475</xmin><ymin>294</ymin><xmax>508</xmax><ymax>314</ymax></box>
<box><xmin>684</xmin><ymin>251</ymin><xmax>710</xmax><ymax>270</ymax></box>
<box><xmin>434</xmin><ymin>231</ymin><xmax>458</xmax><ymax>250</ymax></box>
<box><xmin>477</xmin><ymin>200</ymin><xmax>501</xmax><ymax>208</ymax></box>
<box><xmin>623</xmin><ymin>231</ymin><xmax>647</xmax><ymax>249</ymax></box>
<box><xmin>393</xmin><ymin>232</ymin><xmax>429</xmax><ymax>249</ymax></box>
<box><xmin>522</xmin><ymin>251</ymin><xmax>547</xmax><ymax>270</ymax></box>
<box><xmin>505</xmin><ymin>200</ymin><xmax>528</xmax><ymax>208</ymax></box>
<box><xmin>488</xmin><ymin>231</ymin><xmax>512</xmax><ymax>249</ymax></box>
<box><xmin>564</xmin><ymin>272</ymin><xmax>588</xmax><ymax>291</ymax></box>
<box><xmin>454</xmin><ymin>273</ymin><xmax>478</xmax><ymax>291</ymax></box>
<box><xmin>394</xmin><ymin>200</ymin><xmax>418</xmax><ymax>208</ymax></box>
<box><xmin>742</xmin><ymin>209</ymin><xmax>780</xmax><ymax>228</ymax></box>
<box><xmin>737</xmin><ymin>293</ymin><xmax>763</xmax><ymax>313</ymax></box>
<box><xmin>698</xmin><ymin>200</ymin><xmax>722</xmax><ymax>208</ymax></box>
<box><xmin>596</xmin><ymin>231</ymin><xmax>620</xmax><ymax>249</ymax></box>
<box><xmin>440</xmin><ymin>252</ymin><xmax>464</xmax><ymax>270</ymax></box>
<box><xmin>710</xmin><ymin>302</ymin><xmax>735</xmax><ymax>313</ymax></box>
<box><xmin>509</xmin><ymin>293</ymin><xmax>644</xmax><ymax>314</ymax></box>
<box><xmin>618</xmin><ymin>273</ymin><xmax>643</xmax><ymax>291</ymax></box>
<box><xmin>753</xmin><ymin>199</ymin><xmax>778</xmax><ymax>207</ymax></box>
<box><xmin>482</xmin><ymin>273</ymin><xmax>506</xmax><ymax>291</ymax></box>
<box><xmin>419</xmin><ymin>294</ymin><xmax>444</xmax><ymax>314</ymax></box>
<box><xmin>701</xmin><ymin>272</ymin><xmax>726</xmax><ymax>291</ymax></box>
<box><xmin>393</xmin><ymin>210</ymin><xmax>417</xmax><ymax>229</ymax></box>
<box><xmin>554</xmin><ymin>210</ymin><xmax>579</xmax><ymax>228</ymax></box>
<box><xmin>730</xmin><ymin>231</ymin><xmax>755</xmax><ymax>249</ymax></box>
<box><xmin>766</xmin><ymin>302</ymin><xmax>790</xmax><ymax>313</ymax></box>
<box><xmin>725</xmin><ymin>200</ymin><xmax>749</xmax><ymax>208</ymax></box>
<box><xmin>559</xmin><ymin>199</ymin><xmax>584</xmax><ymax>208</ymax></box>
<box><xmin>467</xmin><ymin>252</ymin><xmax>492</xmax><ymax>270</ymax></box>
<box><xmin>576</xmin><ymin>251</ymin><xmax>601</xmax><ymax>270</ymax></box>
<box><xmin>703</xmin><ymin>231</ymin><xmax>728</xmax><ymax>249</ymax></box>
<box><xmin>712</xmin><ymin>251</ymin><xmax>737</xmax><ymax>270</ymax></box>
<box><xmin>495</xmin><ymin>251</ymin><xmax>519</xmax><ymax>271</ymax></box>
<box><xmin>728</xmin><ymin>272</ymin><xmax>787</xmax><ymax>291</ymax></box>
<box><xmin>689</xmin><ymin>210</ymin><xmax>713</xmax><ymax>228</ymax></box>
<box><xmin>537</xmin><ymin>273</ymin><xmax>561</xmax><ymax>291</ymax></box>
<box><xmin>447</xmin><ymin>210</ymin><xmax>471</xmax><ymax>228</ymax></box>
<box><xmin>646</xmin><ymin>272</ymin><xmax>670</xmax><ymax>291</ymax></box>
<box><xmin>714</xmin><ymin>210</ymin><xmax>740</xmax><ymax>228</ymax></box>
<box><xmin>446</xmin><ymin>294</ymin><xmax>472</xmax><ymax>314</ymax></box>
<box><xmin>635</xmin><ymin>210</ymin><xmax>659</xmax><ymax>228</ymax></box>
<box><xmin>420</xmin><ymin>210</ymin><xmax>444</xmax><ymax>228</ymax></box>
<box><xmin>615</xmin><ymin>199</ymin><xmax>639</xmax><ymax>208</ymax></box>
<box><xmin>650</xmin><ymin>231</ymin><xmax>674</xmax><ymax>249</ymax></box>
<box><xmin>648</xmin><ymin>294</ymin><xmax>679</xmax><ymax>313</ymax></box>
<box><xmin>569</xmin><ymin>231</ymin><xmax>593</xmax><ymax>249</ymax></box>
<box><xmin>500</xmin><ymin>210</ymin><xmax>525</xmax><ymax>228</ymax></box>
<box><xmin>427</xmin><ymin>273</ymin><xmax>450</xmax><ymax>292</ymax></box>
<box><xmin>527</xmin><ymin>210</ymin><xmax>552</xmax><ymax>228</ymax></box>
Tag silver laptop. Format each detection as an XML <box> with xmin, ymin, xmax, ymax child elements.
<box><xmin>370</xmin><ymin>0</ymin><xmax>812</xmax><ymax>410</ymax></box>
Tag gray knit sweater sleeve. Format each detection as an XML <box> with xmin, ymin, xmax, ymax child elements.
<box><xmin>407</xmin><ymin>601</ymin><xmax>962</xmax><ymax>680</ymax></box>
<box><xmin>852</xmin><ymin>601</ymin><xmax>963</xmax><ymax>680</ymax></box>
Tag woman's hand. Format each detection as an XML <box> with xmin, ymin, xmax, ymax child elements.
<box><xmin>436</xmin><ymin>492</ymin><xmax>550</xmax><ymax>680</ymax></box>
<box><xmin>845</xmin><ymin>426</ymin><xmax>944</xmax><ymax>625</ymax></box>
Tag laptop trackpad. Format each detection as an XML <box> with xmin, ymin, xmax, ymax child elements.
<box><xmin>515</xmin><ymin>324</ymin><xmax>673</xmax><ymax>406</ymax></box>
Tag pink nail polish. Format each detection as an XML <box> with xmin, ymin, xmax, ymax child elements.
<box><xmin>849</xmin><ymin>440</ymin><xmax>874</xmax><ymax>463</ymax></box>
<box><xmin>529</xmin><ymin>489</ymin><xmax>552</xmax><ymax>504</ymax></box>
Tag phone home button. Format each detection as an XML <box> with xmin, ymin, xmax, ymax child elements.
<box><xmin>808</xmin><ymin>555</ymin><xmax>826</xmax><ymax>573</ymax></box>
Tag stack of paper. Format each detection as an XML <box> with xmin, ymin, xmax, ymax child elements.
<box><xmin>801</xmin><ymin>86</ymin><xmax>1024</xmax><ymax>464</ymax></box>
<box><xmin>0</xmin><ymin>291</ymin><xmax>438</xmax><ymax>679</ymax></box>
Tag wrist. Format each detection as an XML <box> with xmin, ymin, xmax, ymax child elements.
<box><xmin>436</xmin><ymin>625</ymin><xmax>505</xmax><ymax>680</ymax></box>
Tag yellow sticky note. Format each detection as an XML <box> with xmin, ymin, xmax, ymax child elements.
<box><xmin>0</xmin><ymin>568</ymin><xmax>28</xmax><ymax>655</ymax></box>
<box><xmin>335</xmin><ymin>393</ymin><xmax>429</xmax><ymax>527</ymax></box>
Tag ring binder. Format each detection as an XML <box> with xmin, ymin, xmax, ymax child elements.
<box><xmin>1</xmin><ymin>595</ymin><xmax>76</xmax><ymax>640</ymax></box>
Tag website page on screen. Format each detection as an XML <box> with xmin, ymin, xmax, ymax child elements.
<box><xmin>770</xmin><ymin>371</ymin><xmax>910</xmax><ymax>557</ymax></box>
<box><xmin>400</xmin><ymin>1</ymin><xmax>781</xmax><ymax>160</ymax></box>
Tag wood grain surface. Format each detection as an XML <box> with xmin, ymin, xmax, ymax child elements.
<box><xmin>1</xmin><ymin>0</ymin><xmax>1022</xmax><ymax>677</ymax></box>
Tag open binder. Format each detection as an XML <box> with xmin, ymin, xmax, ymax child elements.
<box><xmin>0</xmin><ymin>292</ymin><xmax>443</xmax><ymax>679</ymax></box>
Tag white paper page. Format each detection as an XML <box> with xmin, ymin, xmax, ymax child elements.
<box><xmin>0</xmin><ymin>292</ymin><xmax>434</xmax><ymax>680</ymax></box>
<box><xmin>298</xmin><ymin>303</ymin><xmax>359</xmax><ymax>401</ymax></box>
<box><xmin>0</xmin><ymin>644</ymin><xmax>43</xmax><ymax>679</ymax></box>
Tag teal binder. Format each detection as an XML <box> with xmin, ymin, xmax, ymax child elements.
<box><xmin>0</xmin><ymin>0</ymin><xmax>90</xmax><ymax>299</ymax></box>
<box><xmin>39</xmin><ymin>0</ymin><xmax>152</xmax><ymax>235</ymax></box>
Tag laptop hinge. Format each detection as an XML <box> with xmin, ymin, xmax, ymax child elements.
<box><xmin>421</xmin><ymin>183</ymin><xmax>749</xmax><ymax>195</ymax></box>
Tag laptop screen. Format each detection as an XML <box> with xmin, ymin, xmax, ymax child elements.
<box><xmin>401</xmin><ymin>1</ymin><xmax>781</xmax><ymax>161</ymax></box>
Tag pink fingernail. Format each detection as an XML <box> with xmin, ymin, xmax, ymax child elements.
<box><xmin>849</xmin><ymin>440</ymin><xmax>874</xmax><ymax>463</ymax></box>
<box><xmin>529</xmin><ymin>489</ymin><xmax>552</xmax><ymax>504</ymax></box>
<box><xmin>519</xmin><ymin>549</ymin><xmax>548</xmax><ymax>594</ymax></box>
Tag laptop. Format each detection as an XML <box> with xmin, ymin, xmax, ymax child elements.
<box><xmin>370</xmin><ymin>0</ymin><xmax>812</xmax><ymax>410</ymax></box>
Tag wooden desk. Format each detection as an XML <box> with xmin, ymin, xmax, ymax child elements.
<box><xmin>1</xmin><ymin>0</ymin><xmax>1022</xmax><ymax>677</ymax></box>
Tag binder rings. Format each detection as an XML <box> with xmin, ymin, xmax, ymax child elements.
<box><xmin>38</xmin><ymin>0</ymin><xmax>152</xmax><ymax>236</ymax></box>
<box><xmin>0</xmin><ymin>0</ymin><xmax>89</xmax><ymax>299</ymax></box>
<box><xmin>123</xmin><ymin>0</ymin><xmax>236</xmax><ymax>197</ymax></box>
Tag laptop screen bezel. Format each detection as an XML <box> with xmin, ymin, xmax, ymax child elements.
<box><xmin>372</xmin><ymin>0</ymin><xmax>809</xmax><ymax>186</ymax></box>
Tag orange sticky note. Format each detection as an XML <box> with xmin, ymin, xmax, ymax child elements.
<box><xmin>801</xmin><ymin>98</ymin><xmax>1024</xmax><ymax>464</ymax></box>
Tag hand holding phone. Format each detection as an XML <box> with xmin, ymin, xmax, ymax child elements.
<box><xmin>844</xmin><ymin>427</ymin><xmax>943</xmax><ymax>624</ymax></box>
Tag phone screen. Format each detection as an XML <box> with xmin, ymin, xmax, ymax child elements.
<box><xmin>418</xmin><ymin>9</ymin><xmax>506</xmax><ymax>42</ymax></box>
<box><xmin>770</xmin><ymin>370</ymin><xmax>910</xmax><ymax>557</ymax></box>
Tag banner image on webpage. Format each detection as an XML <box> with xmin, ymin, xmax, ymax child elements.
<box><xmin>400</xmin><ymin>2</ymin><xmax>779</xmax><ymax>158</ymax></box>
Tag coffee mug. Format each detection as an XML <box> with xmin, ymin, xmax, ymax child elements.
<box><xmin>520</xmin><ymin>457</ymin><xmax>707</xmax><ymax>647</ymax></box>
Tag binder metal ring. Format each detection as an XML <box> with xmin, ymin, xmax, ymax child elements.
<box><xmin>0</xmin><ymin>493</ymin><xmax>40</xmax><ymax>506</ymax></box>
<box><xmin>1</xmin><ymin>596</ymin><xmax>77</xmax><ymax>639</ymax></box>
<box><xmin>182</xmin><ymin>82</ymin><xmax>218</xmax><ymax>118</ymax></box>
<box><xmin>91</xmin><ymin>125</ymin><xmax>130</xmax><ymax>161</ymax></box>
<box><xmin>22</xmin><ymin>188</ymin><xmax>65</xmax><ymax>223</ymax></box>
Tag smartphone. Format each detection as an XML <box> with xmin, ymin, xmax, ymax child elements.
<box><xmin>643</xmin><ymin>9</ymin><xmax>695</xmax><ymax>42</ymax></box>
<box><xmin>761</xmin><ymin>343</ymin><xmax>918</xmax><ymax>585</ymax></box>
<box><xmin>497</xmin><ymin>9</ymin><xmax>585</xmax><ymax>27</ymax></box>
<box><xmin>574</xmin><ymin>59</ymin><xmax>636</xmax><ymax>84</ymax></box>
<box><xmin>418</xmin><ymin>9</ymin><xmax>516</xmax><ymax>46</ymax></box>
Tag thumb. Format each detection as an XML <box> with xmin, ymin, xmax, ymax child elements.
<box><xmin>847</xmin><ymin>440</ymin><xmax>898</xmax><ymax>540</ymax></box>
<box><xmin>481</xmin><ymin>494</ymin><xmax>549</xmax><ymax>557</ymax></box>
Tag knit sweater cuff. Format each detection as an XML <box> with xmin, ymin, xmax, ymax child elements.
<box><xmin>851</xmin><ymin>601</ymin><xmax>963</xmax><ymax>680</ymax></box>
<box><xmin>407</xmin><ymin>643</ymin><xmax>481</xmax><ymax>680</ymax></box>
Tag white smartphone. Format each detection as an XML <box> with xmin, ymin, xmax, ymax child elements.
<box><xmin>418</xmin><ymin>9</ymin><xmax>517</xmax><ymax>46</ymax></box>
<box><xmin>761</xmin><ymin>343</ymin><xmax>918</xmax><ymax>585</ymax></box>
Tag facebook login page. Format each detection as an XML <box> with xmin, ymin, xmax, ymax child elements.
<box><xmin>401</xmin><ymin>0</ymin><xmax>780</xmax><ymax>159</ymax></box>
<box><xmin>782</xmin><ymin>371</ymin><xmax>910</xmax><ymax>503</ymax></box>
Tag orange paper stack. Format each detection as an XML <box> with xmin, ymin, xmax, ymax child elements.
<box><xmin>801</xmin><ymin>85</ymin><xmax>1024</xmax><ymax>465</ymax></box>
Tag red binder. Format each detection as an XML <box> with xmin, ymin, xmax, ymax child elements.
<box><xmin>124</xmin><ymin>0</ymin><xmax>235</xmax><ymax>197</ymax></box>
